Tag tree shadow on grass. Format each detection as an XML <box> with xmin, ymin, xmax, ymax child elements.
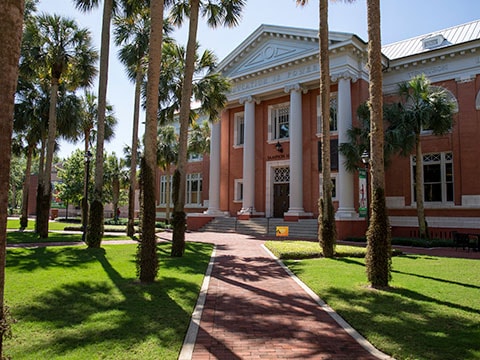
<box><xmin>8</xmin><ymin>243</ymin><xmax>213</xmax><ymax>359</ymax></box>
<box><xmin>322</xmin><ymin>286</ymin><xmax>480</xmax><ymax>360</ymax></box>
<box><xmin>286</xmin><ymin>256</ymin><xmax>480</xmax><ymax>359</ymax></box>
<box><xmin>7</xmin><ymin>231</ymin><xmax>82</xmax><ymax>245</ymax></box>
<box><xmin>6</xmin><ymin>246</ymin><xmax>98</xmax><ymax>272</ymax></box>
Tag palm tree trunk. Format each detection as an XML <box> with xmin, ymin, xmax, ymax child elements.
<box><xmin>20</xmin><ymin>143</ymin><xmax>34</xmax><ymax>230</ymax></box>
<box><xmin>88</xmin><ymin>0</ymin><xmax>113</xmax><ymax>248</ymax></box>
<box><xmin>318</xmin><ymin>0</ymin><xmax>336</xmax><ymax>257</ymax></box>
<box><xmin>365</xmin><ymin>0</ymin><xmax>391</xmax><ymax>288</ymax></box>
<box><xmin>165</xmin><ymin>164</ymin><xmax>171</xmax><ymax>223</ymax></box>
<box><xmin>0</xmin><ymin>2</ymin><xmax>24</xmax><ymax>356</ymax></box>
<box><xmin>139</xmin><ymin>0</ymin><xmax>164</xmax><ymax>282</ymax></box>
<box><xmin>38</xmin><ymin>78</ymin><xmax>60</xmax><ymax>238</ymax></box>
<box><xmin>82</xmin><ymin>134</ymin><xmax>90</xmax><ymax>236</ymax></box>
<box><xmin>35</xmin><ymin>136</ymin><xmax>46</xmax><ymax>234</ymax></box>
<box><xmin>415</xmin><ymin>134</ymin><xmax>428</xmax><ymax>238</ymax></box>
<box><xmin>127</xmin><ymin>67</ymin><xmax>142</xmax><ymax>237</ymax></box>
<box><xmin>172</xmin><ymin>0</ymin><xmax>200</xmax><ymax>257</ymax></box>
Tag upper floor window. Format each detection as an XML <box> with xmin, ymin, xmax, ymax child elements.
<box><xmin>234</xmin><ymin>112</ymin><xmax>245</xmax><ymax>147</ymax></box>
<box><xmin>317</xmin><ymin>94</ymin><xmax>338</xmax><ymax>133</ymax></box>
<box><xmin>269</xmin><ymin>103</ymin><xmax>290</xmax><ymax>140</ymax></box>
<box><xmin>189</xmin><ymin>153</ymin><xmax>203</xmax><ymax>162</ymax></box>
<box><xmin>159</xmin><ymin>175</ymin><xmax>173</xmax><ymax>206</ymax></box>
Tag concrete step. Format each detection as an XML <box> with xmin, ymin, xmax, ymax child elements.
<box><xmin>200</xmin><ymin>217</ymin><xmax>318</xmax><ymax>239</ymax></box>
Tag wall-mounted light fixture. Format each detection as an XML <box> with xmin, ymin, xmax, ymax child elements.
<box><xmin>275</xmin><ymin>141</ymin><xmax>283</xmax><ymax>153</ymax></box>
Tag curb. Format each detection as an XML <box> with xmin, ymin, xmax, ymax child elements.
<box><xmin>178</xmin><ymin>245</ymin><xmax>217</xmax><ymax>360</ymax></box>
<box><xmin>261</xmin><ymin>244</ymin><xmax>394</xmax><ymax>360</ymax></box>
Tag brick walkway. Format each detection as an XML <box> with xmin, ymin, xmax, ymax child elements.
<box><xmin>11</xmin><ymin>230</ymin><xmax>477</xmax><ymax>359</ymax></box>
<box><xmin>159</xmin><ymin>232</ymin><xmax>391</xmax><ymax>360</ymax></box>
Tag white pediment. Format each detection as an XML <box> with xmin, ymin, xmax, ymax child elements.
<box><xmin>228</xmin><ymin>40</ymin><xmax>317</xmax><ymax>77</ymax></box>
<box><xmin>218</xmin><ymin>24</ymin><xmax>357</xmax><ymax>79</ymax></box>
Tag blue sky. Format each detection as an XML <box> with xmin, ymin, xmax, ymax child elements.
<box><xmin>36</xmin><ymin>0</ymin><xmax>480</xmax><ymax>159</ymax></box>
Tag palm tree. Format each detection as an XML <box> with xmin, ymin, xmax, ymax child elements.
<box><xmin>13</xmin><ymin>81</ymin><xmax>43</xmax><ymax>230</ymax></box>
<box><xmin>139</xmin><ymin>0</ymin><xmax>165</xmax><ymax>283</ymax></box>
<box><xmin>157</xmin><ymin>125</ymin><xmax>178</xmax><ymax>224</ymax></box>
<box><xmin>188</xmin><ymin>120</ymin><xmax>210</xmax><ymax>156</ymax></box>
<box><xmin>296</xmin><ymin>0</ymin><xmax>348</xmax><ymax>257</ymax></box>
<box><xmin>114</xmin><ymin>6</ymin><xmax>172</xmax><ymax>237</ymax></box>
<box><xmin>114</xmin><ymin>6</ymin><xmax>150</xmax><ymax>237</ymax></box>
<box><xmin>0</xmin><ymin>1</ymin><xmax>25</xmax><ymax>356</ymax></box>
<box><xmin>169</xmin><ymin>0</ymin><xmax>245</xmax><ymax>257</ymax></box>
<box><xmin>365</xmin><ymin>0</ymin><xmax>391</xmax><ymax>288</ymax></box>
<box><xmin>104</xmin><ymin>152</ymin><xmax>128</xmax><ymax>222</ymax></box>
<box><xmin>23</xmin><ymin>14</ymin><xmax>97</xmax><ymax>238</ymax></box>
<box><xmin>78</xmin><ymin>91</ymin><xmax>117</xmax><ymax>243</ymax></box>
<box><xmin>391</xmin><ymin>74</ymin><xmax>456</xmax><ymax>239</ymax></box>
<box><xmin>73</xmin><ymin>0</ymin><xmax>133</xmax><ymax>247</ymax></box>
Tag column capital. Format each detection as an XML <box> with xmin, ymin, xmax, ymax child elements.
<box><xmin>239</xmin><ymin>95</ymin><xmax>260</xmax><ymax>105</ymax></box>
<box><xmin>331</xmin><ymin>70</ymin><xmax>359</xmax><ymax>83</ymax></box>
<box><xmin>284</xmin><ymin>83</ymin><xmax>307</xmax><ymax>94</ymax></box>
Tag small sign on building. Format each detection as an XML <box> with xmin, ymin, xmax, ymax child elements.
<box><xmin>276</xmin><ymin>226</ymin><xmax>289</xmax><ymax>237</ymax></box>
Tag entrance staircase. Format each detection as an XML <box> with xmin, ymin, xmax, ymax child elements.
<box><xmin>200</xmin><ymin>217</ymin><xmax>318</xmax><ymax>239</ymax></box>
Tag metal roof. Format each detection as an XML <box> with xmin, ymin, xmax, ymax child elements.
<box><xmin>382</xmin><ymin>19</ymin><xmax>480</xmax><ymax>59</ymax></box>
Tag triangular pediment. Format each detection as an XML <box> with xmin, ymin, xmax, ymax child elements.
<box><xmin>218</xmin><ymin>24</ymin><xmax>356</xmax><ymax>79</ymax></box>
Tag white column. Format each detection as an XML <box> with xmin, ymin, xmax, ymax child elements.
<box><xmin>240</xmin><ymin>96</ymin><xmax>256</xmax><ymax>214</ymax></box>
<box><xmin>336</xmin><ymin>75</ymin><xmax>356</xmax><ymax>219</ymax></box>
<box><xmin>205</xmin><ymin>121</ymin><xmax>222</xmax><ymax>215</ymax></box>
<box><xmin>285</xmin><ymin>84</ymin><xmax>305</xmax><ymax>215</ymax></box>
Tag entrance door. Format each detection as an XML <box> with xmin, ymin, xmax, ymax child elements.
<box><xmin>273</xmin><ymin>183</ymin><xmax>289</xmax><ymax>218</ymax></box>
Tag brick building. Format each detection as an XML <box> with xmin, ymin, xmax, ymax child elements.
<box><xmin>156</xmin><ymin>20</ymin><xmax>480</xmax><ymax>239</ymax></box>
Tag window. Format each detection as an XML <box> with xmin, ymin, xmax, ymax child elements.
<box><xmin>186</xmin><ymin>173</ymin><xmax>203</xmax><ymax>206</ymax></box>
<box><xmin>319</xmin><ymin>174</ymin><xmax>337</xmax><ymax>200</ymax></box>
<box><xmin>318</xmin><ymin>139</ymin><xmax>339</xmax><ymax>171</ymax></box>
<box><xmin>189</xmin><ymin>153</ymin><xmax>203</xmax><ymax>162</ymax></box>
<box><xmin>234</xmin><ymin>112</ymin><xmax>245</xmax><ymax>146</ymax></box>
<box><xmin>234</xmin><ymin>179</ymin><xmax>243</xmax><ymax>202</ymax></box>
<box><xmin>269</xmin><ymin>103</ymin><xmax>290</xmax><ymax>140</ymax></box>
<box><xmin>412</xmin><ymin>152</ymin><xmax>453</xmax><ymax>203</ymax></box>
<box><xmin>159</xmin><ymin>175</ymin><xmax>173</xmax><ymax>206</ymax></box>
<box><xmin>317</xmin><ymin>94</ymin><xmax>338</xmax><ymax>133</ymax></box>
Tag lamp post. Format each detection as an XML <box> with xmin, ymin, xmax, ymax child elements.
<box><xmin>361</xmin><ymin>150</ymin><xmax>370</xmax><ymax>225</ymax></box>
<box><xmin>82</xmin><ymin>150</ymin><xmax>92</xmax><ymax>243</ymax></box>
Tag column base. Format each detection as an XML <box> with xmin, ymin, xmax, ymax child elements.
<box><xmin>203</xmin><ymin>208</ymin><xmax>229</xmax><ymax>217</ymax></box>
<box><xmin>237</xmin><ymin>208</ymin><xmax>264</xmax><ymax>219</ymax></box>
<box><xmin>335</xmin><ymin>208</ymin><xmax>358</xmax><ymax>220</ymax></box>
<box><xmin>284</xmin><ymin>210</ymin><xmax>313</xmax><ymax>221</ymax></box>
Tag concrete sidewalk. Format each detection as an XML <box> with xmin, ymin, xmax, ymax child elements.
<box><xmin>160</xmin><ymin>232</ymin><xmax>391</xmax><ymax>360</ymax></box>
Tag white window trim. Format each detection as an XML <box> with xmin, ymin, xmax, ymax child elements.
<box><xmin>159</xmin><ymin>174</ymin><xmax>173</xmax><ymax>206</ymax></box>
<box><xmin>234</xmin><ymin>179</ymin><xmax>243</xmax><ymax>203</ymax></box>
<box><xmin>188</xmin><ymin>153</ymin><xmax>204</xmax><ymax>162</ymax></box>
<box><xmin>410</xmin><ymin>152</ymin><xmax>453</xmax><ymax>206</ymax></box>
<box><xmin>186</xmin><ymin>173</ymin><xmax>203</xmax><ymax>207</ymax></box>
<box><xmin>268</xmin><ymin>102</ymin><xmax>290</xmax><ymax>141</ymax></box>
<box><xmin>233</xmin><ymin>112</ymin><xmax>245</xmax><ymax>148</ymax></box>
<box><xmin>316</xmin><ymin>93</ymin><xmax>338</xmax><ymax>137</ymax></box>
<box><xmin>319</xmin><ymin>173</ymin><xmax>338</xmax><ymax>201</ymax></box>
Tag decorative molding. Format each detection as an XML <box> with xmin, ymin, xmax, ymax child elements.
<box><xmin>239</xmin><ymin>95</ymin><xmax>260</xmax><ymax>105</ymax></box>
<box><xmin>284</xmin><ymin>83</ymin><xmax>307</xmax><ymax>94</ymax></box>
<box><xmin>331</xmin><ymin>70</ymin><xmax>359</xmax><ymax>83</ymax></box>
<box><xmin>456</xmin><ymin>74</ymin><xmax>476</xmax><ymax>83</ymax></box>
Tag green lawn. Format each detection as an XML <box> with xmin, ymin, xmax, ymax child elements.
<box><xmin>5</xmin><ymin>242</ymin><xmax>213</xmax><ymax>360</ymax></box>
<box><xmin>7</xmin><ymin>231</ymin><xmax>131</xmax><ymax>244</ymax></box>
<box><xmin>7</xmin><ymin>218</ymin><xmax>68</xmax><ymax>231</ymax></box>
<box><xmin>7</xmin><ymin>219</ymin><xmax>132</xmax><ymax>243</ymax></box>
<box><xmin>265</xmin><ymin>240</ymin><xmax>480</xmax><ymax>360</ymax></box>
